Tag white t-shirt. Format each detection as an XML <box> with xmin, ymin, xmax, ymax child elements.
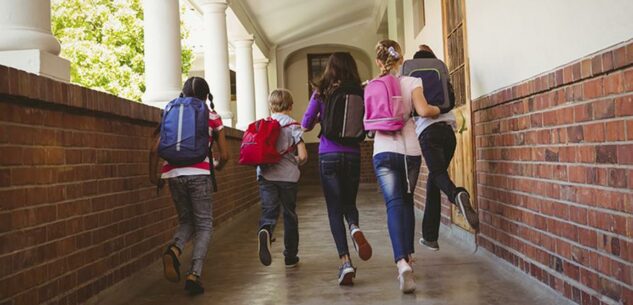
<box><xmin>372</xmin><ymin>76</ymin><xmax>423</xmax><ymax>157</ymax></box>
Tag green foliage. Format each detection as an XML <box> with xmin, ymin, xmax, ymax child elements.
<box><xmin>52</xmin><ymin>0</ymin><xmax>193</xmax><ymax>101</ymax></box>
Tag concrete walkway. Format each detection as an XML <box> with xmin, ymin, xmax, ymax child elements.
<box><xmin>89</xmin><ymin>185</ymin><xmax>573</xmax><ymax>305</ymax></box>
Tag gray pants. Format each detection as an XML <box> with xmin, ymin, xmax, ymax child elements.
<box><xmin>167</xmin><ymin>175</ymin><xmax>213</xmax><ymax>276</ymax></box>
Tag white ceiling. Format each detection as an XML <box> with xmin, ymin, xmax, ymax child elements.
<box><xmin>240</xmin><ymin>0</ymin><xmax>379</xmax><ymax>46</ymax></box>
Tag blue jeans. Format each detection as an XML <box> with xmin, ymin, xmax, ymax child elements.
<box><xmin>373</xmin><ymin>152</ymin><xmax>421</xmax><ymax>263</ymax></box>
<box><xmin>319</xmin><ymin>153</ymin><xmax>361</xmax><ymax>257</ymax></box>
<box><xmin>258</xmin><ymin>177</ymin><xmax>299</xmax><ymax>259</ymax></box>
<box><xmin>167</xmin><ymin>175</ymin><xmax>213</xmax><ymax>276</ymax></box>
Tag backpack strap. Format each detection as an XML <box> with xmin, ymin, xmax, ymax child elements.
<box><xmin>280</xmin><ymin>122</ymin><xmax>301</xmax><ymax>155</ymax></box>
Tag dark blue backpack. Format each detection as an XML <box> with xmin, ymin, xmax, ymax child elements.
<box><xmin>401</xmin><ymin>58</ymin><xmax>455</xmax><ymax>113</ymax></box>
<box><xmin>158</xmin><ymin>97</ymin><xmax>209</xmax><ymax>166</ymax></box>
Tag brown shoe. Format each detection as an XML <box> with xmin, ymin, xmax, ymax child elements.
<box><xmin>162</xmin><ymin>246</ymin><xmax>181</xmax><ymax>282</ymax></box>
<box><xmin>351</xmin><ymin>226</ymin><xmax>372</xmax><ymax>261</ymax></box>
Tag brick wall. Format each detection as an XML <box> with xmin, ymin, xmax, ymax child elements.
<box><xmin>0</xmin><ymin>66</ymin><xmax>259</xmax><ymax>305</ymax></box>
<box><xmin>299</xmin><ymin>141</ymin><xmax>376</xmax><ymax>187</ymax></box>
<box><xmin>472</xmin><ymin>40</ymin><xmax>633</xmax><ymax>304</ymax></box>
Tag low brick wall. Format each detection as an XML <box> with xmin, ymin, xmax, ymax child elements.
<box><xmin>0</xmin><ymin>66</ymin><xmax>259</xmax><ymax>305</ymax></box>
<box><xmin>472</xmin><ymin>41</ymin><xmax>633</xmax><ymax>304</ymax></box>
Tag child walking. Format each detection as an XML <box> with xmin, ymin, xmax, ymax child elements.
<box><xmin>159</xmin><ymin>77</ymin><xmax>229</xmax><ymax>295</ymax></box>
<box><xmin>302</xmin><ymin>52</ymin><xmax>372</xmax><ymax>286</ymax></box>
<box><xmin>370</xmin><ymin>40</ymin><xmax>441</xmax><ymax>293</ymax></box>
<box><xmin>257</xmin><ymin>89</ymin><xmax>308</xmax><ymax>267</ymax></box>
<box><xmin>412</xmin><ymin>45</ymin><xmax>479</xmax><ymax>251</ymax></box>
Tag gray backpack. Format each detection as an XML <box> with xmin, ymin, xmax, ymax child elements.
<box><xmin>401</xmin><ymin>58</ymin><xmax>454</xmax><ymax>113</ymax></box>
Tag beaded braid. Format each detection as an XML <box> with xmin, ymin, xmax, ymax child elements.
<box><xmin>375</xmin><ymin>40</ymin><xmax>402</xmax><ymax>76</ymax></box>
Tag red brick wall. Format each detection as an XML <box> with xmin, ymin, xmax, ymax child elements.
<box><xmin>0</xmin><ymin>66</ymin><xmax>259</xmax><ymax>305</ymax></box>
<box><xmin>299</xmin><ymin>141</ymin><xmax>376</xmax><ymax>187</ymax></box>
<box><xmin>472</xmin><ymin>40</ymin><xmax>633</xmax><ymax>304</ymax></box>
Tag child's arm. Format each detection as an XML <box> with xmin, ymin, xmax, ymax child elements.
<box><xmin>296</xmin><ymin>141</ymin><xmax>308</xmax><ymax>166</ymax></box>
<box><xmin>412</xmin><ymin>87</ymin><xmax>441</xmax><ymax>117</ymax></box>
<box><xmin>301</xmin><ymin>92</ymin><xmax>320</xmax><ymax>132</ymax></box>
<box><xmin>214</xmin><ymin>129</ymin><xmax>229</xmax><ymax>170</ymax></box>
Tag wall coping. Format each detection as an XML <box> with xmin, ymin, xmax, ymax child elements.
<box><xmin>0</xmin><ymin>64</ymin><xmax>244</xmax><ymax>137</ymax></box>
<box><xmin>472</xmin><ymin>38</ymin><xmax>633</xmax><ymax>112</ymax></box>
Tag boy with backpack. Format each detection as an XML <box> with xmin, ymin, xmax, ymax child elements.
<box><xmin>406</xmin><ymin>45</ymin><xmax>480</xmax><ymax>251</ymax></box>
<box><xmin>243</xmin><ymin>89</ymin><xmax>307</xmax><ymax>267</ymax></box>
<box><xmin>153</xmin><ymin>77</ymin><xmax>228</xmax><ymax>295</ymax></box>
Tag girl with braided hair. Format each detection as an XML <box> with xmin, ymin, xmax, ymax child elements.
<box><xmin>370</xmin><ymin>40</ymin><xmax>440</xmax><ymax>293</ymax></box>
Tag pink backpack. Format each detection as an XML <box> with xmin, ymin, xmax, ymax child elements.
<box><xmin>363</xmin><ymin>74</ymin><xmax>406</xmax><ymax>131</ymax></box>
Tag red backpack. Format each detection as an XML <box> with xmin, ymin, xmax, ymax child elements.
<box><xmin>239</xmin><ymin>118</ymin><xmax>299</xmax><ymax>166</ymax></box>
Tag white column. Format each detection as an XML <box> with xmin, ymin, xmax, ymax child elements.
<box><xmin>142</xmin><ymin>0</ymin><xmax>182</xmax><ymax>108</ymax></box>
<box><xmin>200</xmin><ymin>0</ymin><xmax>233</xmax><ymax>126</ymax></box>
<box><xmin>0</xmin><ymin>0</ymin><xmax>70</xmax><ymax>82</ymax></box>
<box><xmin>234</xmin><ymin>38</ymin><xmax>256</xmax><ymax>130</ymax></box>
<box><xmin>253</xmin><ymin>59</ymin><xmax>270</xmax><ymax>119</ymax></box>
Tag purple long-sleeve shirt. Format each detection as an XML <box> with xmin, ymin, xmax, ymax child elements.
<box><xmin>301</xmin><ymin>92</ymin><xmax>361</xmax><ymax>154</ymax></box>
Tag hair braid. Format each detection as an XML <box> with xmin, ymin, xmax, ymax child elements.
<box><xmin>375</xmin><ymin>40</ymin><xmax>402</xmax><ymax>76</ymax></box>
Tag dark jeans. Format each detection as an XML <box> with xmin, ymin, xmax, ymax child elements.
<box><xmin>373</xmin><ymin>152</ymin><xmax>421</xmax><ymax>263</ymax></box>
<box><xmin>167</xmin><ymin>175</ymin><xmax>213</xmax><ymax>277</ymax></box>
<box><xmin>258</xmin><ymin>177</ymin><xmax>299</xmax><ymax>259</ymax></box>
<box><xmin>419</xmin><ymin>122</ymin><xmax>459</xmax><ymax>242</ymax></box>
<box><xmin>319</xmin><ymin>153</ymin><xmax>361</xmax><ymax>258</ymax></box>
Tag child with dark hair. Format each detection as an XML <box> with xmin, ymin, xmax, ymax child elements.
<box><xmin>302</xmin><ymin>52</ymin><xmax>372</xmax><ymax>286</ymax></box>
<box><xmin>410</xmin><ymin>45</ymin><xmax>479</xmax><ymax>253</ymax></box>
<box><xmin>159</xmin><ymin>76</ymin><xmax>228</xmax><ymax>295</ymax></box>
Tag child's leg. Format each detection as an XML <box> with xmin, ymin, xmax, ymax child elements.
<box><xmin>258</xmin><ymin>178</ymin><xmax>282</xmax><ymax>234</ymax></box>
<box><xmin>373</xmin><ymin>152</ymin><xmax>408</xmax><ymax>263</ymax></box>
<box><xmin>420</xmin><ymin>124</ymin><xmax>459</xmax><ymax>203</ymax></box>
<box><xmin>279</xmin><ymin>181</ymin><xmax>299</xmax><ymax>259</ymax></box>
<box><xmin>167</xmin><ymin>177</ymin><xmax>195</xmax><ymax>252</ymax></box>
<box><xmin>422</xmin><ymin>177</ymin><xmax>442</xmax><ymax>242</ymax></box>
<box><xmin>403</xmin><ymin>156</ymin><xmax>421</xmax><ymax>257</ymax></box>
<box><xmin>340</xmin><ymin>153</ymin><xmax>361</xmax><ymax>227</ymax></box>
<box><xmin>186</xmin><ymin>175</ymin><xmax>213</xmax><ymax>277</ymax></box>
<box><xmin>319</xmin><ymin>153</ymin><xmax>351</xmax><ymax>258</ymax></box>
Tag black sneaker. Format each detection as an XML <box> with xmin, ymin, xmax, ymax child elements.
<box><xmin>162</xmin><ymin>246</ymin><xmax>181</xmax><ymax>282</ymax></box>
<box><xmin>184</xmin><ymin>276</ymin><xmax>204</xmax><ymax>295</ymax></box>
<box><xmin>285</xmin><ymin>256</ymin><xmax>300</xmax><ymax>268</ymax></box>
<box><xmin>258</xmin><ymin>228</ymin><xmax>272</xmax><ymax>266</ymax></box>
<box><xmin>338</xmin><ymin>261</ymin><xmax>356</xmax><ymax>286</ymax></box>
<box><xmin>456</xmin><ymin>190</ymin><xmax>480</xmax><ymax>231</ymax></box>
<box><xmin>419</xmin><ymin>238</ymin><xmax>439</xmax><ymax>251</ymax></box>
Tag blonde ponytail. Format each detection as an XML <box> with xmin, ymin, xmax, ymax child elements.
<box><xmin>375</xmin><ymin>40</ymin><xmax>402</xmax><ymax>76</ymax></box>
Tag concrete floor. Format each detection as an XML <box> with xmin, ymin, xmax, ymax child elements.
<box><xmin>89</xmin><ymin>185</ymin><xmax>573</xmax><ymax>305</ymax></box>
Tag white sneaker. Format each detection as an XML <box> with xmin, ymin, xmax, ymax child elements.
<box><xmin>398</xmin><ymin>264</ymin><xmax>415</xmax><ymax>293</ymax></box>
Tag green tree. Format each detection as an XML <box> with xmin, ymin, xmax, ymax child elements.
<box><xmin>52</xmin><ymin>0</ymin><xmax>193</xmax><ymax>101</ymax></box>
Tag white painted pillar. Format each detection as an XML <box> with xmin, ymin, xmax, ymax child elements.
<box><xmin>200</xmin><ymin>0</ymin><xmax>233</xmax><ymax>126</ymax></box>
<box><xmin>234</xmin><ymin>38</ymin><xmax>256</xmax><ymax>130</ymax></box>
<box><xmin>142</xmin><ymin>0</ymin><xmax>182</xmax><ymax>108</ymax></box>
<box><xmin>253</xmin><ymin>59</ymin><xmax>270</xmax><ymax>119</ymax></box>
<box><xmin>0</xmin><ymin>0</ymin><xmax>70</xmax><ymax>82</ymax></box>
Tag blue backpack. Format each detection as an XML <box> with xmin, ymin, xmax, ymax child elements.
<box><xmin>158</xmin><ymin>97</ymin><xmax>209</xmax><ymax>166</ymax></box>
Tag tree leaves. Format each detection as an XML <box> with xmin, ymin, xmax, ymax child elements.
<box><xmin>52</xmin><ymin>0</ymin><xmax>193</xmax><ymax>102</ymax></box>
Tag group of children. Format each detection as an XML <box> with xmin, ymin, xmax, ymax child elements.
<box><xmin>152</xmin><ymin>39</ymin><xmax>480</xmax><ymax>296</ymax></box>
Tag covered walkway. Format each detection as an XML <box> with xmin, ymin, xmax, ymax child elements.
<box><xmin>89</xmin><ymin>186</ymin><xmax>572</xmax><ymax>305</ymax></box>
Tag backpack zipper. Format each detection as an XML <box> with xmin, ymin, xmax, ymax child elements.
<box><xmin>176</xmin><ymin>104</ymin><xmax>184</xmax><ymax>151</ymax></box>
<box><xmin>341</xmin><ymin>94</ymin><xmax>349</xmax><ymax>137</ymax></box>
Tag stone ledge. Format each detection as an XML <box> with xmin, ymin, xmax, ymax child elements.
<box><xmin>0</xmin><ymin>64</ymin><xmax>244</xmax><ymax>136</ymax></box>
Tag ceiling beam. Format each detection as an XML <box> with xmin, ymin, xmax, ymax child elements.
<box><xmin>227</xmin><ymin>0</ymin><xmax>272</xmax><ymax>58</ymax></box>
